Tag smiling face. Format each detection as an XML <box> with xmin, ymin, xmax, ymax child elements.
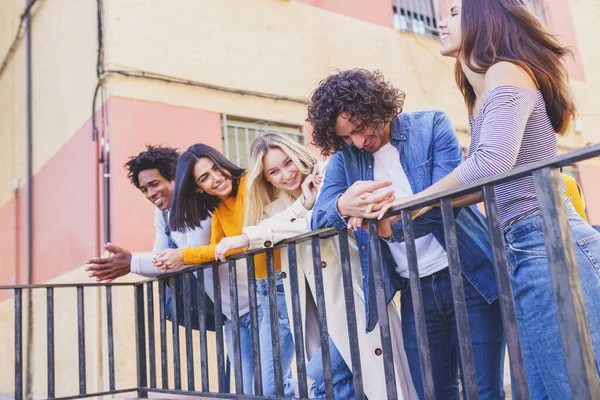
<box><xmin>262</xmin><ymin>147</ymin><xmax>304</xmax><ymax>195</ymax></box>
<box><xmin>138</xmin><ymin>168</ymin><xmax>175</xmax><ymax>211</ymax></box>
<box><xmin>334</xmin><ymin>112</ymin><xmax>391</xmax><ymax>153</ymax></box>
<box><xmin>439</xmin><ymin>0</ymin><xmax>462</xmax><ymax>58</ymax></box>
<box><xmin>193</xmin><ymin>157</ymin><xmax>233</xmax><ymax>200</ymax></box>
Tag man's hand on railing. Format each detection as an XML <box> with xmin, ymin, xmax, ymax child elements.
<box><xmin>153</xmin><ymin>248</ymin><xmax>184</xmax><ymax>272</ymax></box>
<box><xmin>336</xmin><ymin>180</ymin><xmax>395</xmax><ymax>227</ymax></box>
<box><xmin>86</xmin><ymin>243</ymin><xmax>132</xmax><ymax>283</ymax></box>
<box><xmin>375</xmin><ymin>194</ymin><xmax>434</xmax><ymax>221</ymax></box>
<box><xmin>214</xmin><ymin>235</ymin><xmax>250</xmax><ymax>262</ymax></box>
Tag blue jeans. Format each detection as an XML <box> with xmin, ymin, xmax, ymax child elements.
<box><xmin>306</xmin><ymin>337</ymin><xmax>358</xmax><ymax>399</ymax></box>
<box><xmin>224</xmin><ymin>309</ymin><xmax>259</xmax><ymax>395</ymax></box>
<box><xmin>257</xmin><ymin>271</ymin><xmax>296</xmax><ymax>397</ymax></box>
<box><xmin>504</xmin><ymin>206</ymin><xmax>600</xmax><ymax>399</ymax></box>
<box><xmin>401</xmin><ymin>268</ymin><xmax>505</xmax><ymax>399</ymax></box>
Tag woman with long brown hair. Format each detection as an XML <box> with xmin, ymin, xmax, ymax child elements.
<box><xmin>377</xmin><ymin>0</ymin><xmax>600</xmax><ymax>397</ymax></box>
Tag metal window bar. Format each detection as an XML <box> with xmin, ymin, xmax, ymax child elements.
<box><xmin>15</xmin><ymin>288</ymin><xmax>23</xmax><ymax>400</ymax></box>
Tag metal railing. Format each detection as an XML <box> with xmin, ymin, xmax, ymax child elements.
<box><xmin>3</xmin><ymin>142</ymin><xmax>600</xmax><ymax>399</ymax></box>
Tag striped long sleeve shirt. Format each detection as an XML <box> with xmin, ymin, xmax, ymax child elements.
<box><xmin>454</xmin><ymin>86</ymin><xmax>564</xmax><ymax>228</ymax></box>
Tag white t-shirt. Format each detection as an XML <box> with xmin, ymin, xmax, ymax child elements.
<box><xmin>373</xmin><ymin>143</ymin><xmax>447</xmax><ymax>278</ymax></box>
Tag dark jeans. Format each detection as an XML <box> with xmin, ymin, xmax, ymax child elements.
<box><xmin>400</xmin><ymin>268</ymin><xmax>505</xmax><ymax>400</ymax></box>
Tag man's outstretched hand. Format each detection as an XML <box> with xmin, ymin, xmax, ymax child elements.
<box><xmin>86</xmin><ymin>243</ymin><xmax>132</xmax><ymax>283</ymax></box>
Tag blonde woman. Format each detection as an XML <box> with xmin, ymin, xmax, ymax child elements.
<box><xmin>218</xmin><ymin>131</ymin><xmax>417</xmax><ymax>399</ymax></box>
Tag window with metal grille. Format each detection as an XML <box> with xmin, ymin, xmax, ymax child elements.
<box><xmin>392</xmin><ymin>0</ymin><xmax>442</xmax><ymax>38</ymax></box>
<box><xmin>392</xmin><ymin>0</ymin><xmax>549</xmax><ymax>38</ymax></box>
<box><xmin>221</xmin><ymin>114</ymin><xmax>305</xmax><ymax>168</ymax></box>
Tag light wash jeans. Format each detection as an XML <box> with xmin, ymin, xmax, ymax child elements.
<box><xmin>306</xmin><ymin>337</ymin><xmax>357</xmax><ymax>399</ymax></box>
<box><xmin>504</xmin><ymin>204</ymin><xmax>600</xmax><ymax>399</ymax></box>
<box><xmin>224</xmin><ymin>308</ymin><xmax>261</xmax><ymax>395</ymax></box>
<box><xmin>400</xmin><ymin>268</ymin><xmax>506</xmax><ymax>399</ymax></box>
<box><xmin>257</xmin><ymin>271</ymin><xmax>296</xmax><ymax>397</ymax></box>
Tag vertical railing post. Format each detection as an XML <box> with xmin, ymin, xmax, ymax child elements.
<box><xmin>47</xmin><ymin>287</ymin><xmax>55</xmax><ymax>398</ymax></box>
<box><xmin>401</xmin><ymin>210</ymin><xmax>436</xmax><ymax>400</ymax></box>
<box><xmin>197</xmin><ymin>269</ymin><xmax>210</xmax><ymax>392</ymax></box>
<box><xmin>367</xmin><ymin>221</ymin><xmax>398</xmax><ymax>400</ymax></box>
<box><xmin>266</xmin><ymin>249</ymin><xmax>285</xmax><ymax>398</ymax></box>
<box><xmin>158</xmin><ymin>280</ymin><xmax>169</xmax><ymax>389</ymax></box>
<box><xmin>337</xmin><ymin>230</ymin><xmax>365</xmax><ymax>400</ymax></box>
<box><xmin>145</xmin><ymin>282</ymin><xmax>156</xmax><ymax>389</ymax></box>
<box><xmin>228</xmin><ymin>260</ymin><xmax>244</xmax><ymax>394</ymax></box>
<box><xmin>106</xmin><ymin>285</ymin><xmax>116</xmax><ymax>392</ymax></box>
<box><xmin>77</xmin><ymin>286</ymin><xmax>87</xmax><ymax>395</ymax></box>
<box><xmin>212</xmin><ymin>265</ymin><xmax>226</xmax><ymax>393</ymax></box>
<box><xmin>182</xmin><ymin>273</ymin><xmax>195</xmax><ymax>391</ymax></box>
<box><xmin>246</xmin><ymin>255</ymin><xmax>263</xmax><ymax>396</ymax></box>
<box><xmin>440</xmin><ymin>199</ymin><xmax>479</xmax><ymax>400</ymax></box>
<box><xmin>286</xmin><ymin>244</ymin><xmax>308</xmax><ymax>399</ymax></box>
<box><xmin>482</xmin><ymin>185</ymin><xmax>529</xmax><ymax>399</ymax></box>
<box><xmin>532</xmin><ymin>167</ymin><xmax>600</xmax><ymax>399</ymax></box>
<box><xmin>15</xmin><ymin>288</ymin><xmax>23</xmax><ymax>400</ymax></box>
<box><xmin>135</xmin><ymin>284</ymin><xmax>148</xmax><ymax>398</ymax></box>
<box><xmin>168</xmin><ymin>277</ymin><xmax>182</xmax><ymax>390</ymax></box>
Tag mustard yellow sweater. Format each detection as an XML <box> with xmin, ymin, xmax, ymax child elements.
<box><xmin>181</xmin><ymin>175</ymin><xmax>280</xmax><ymax>278</ymax></box>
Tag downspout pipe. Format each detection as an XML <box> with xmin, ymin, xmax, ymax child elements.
<box><xmin>24</xmin><ymin>1</ymin><xmax>34</xmax><ymax>399</ymax></box>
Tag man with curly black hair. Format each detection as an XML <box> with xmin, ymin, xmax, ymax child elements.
<box><xmin>310</xmin><ymin>69</ymin><xmax>506</xmax><ymax>399</ymax></box>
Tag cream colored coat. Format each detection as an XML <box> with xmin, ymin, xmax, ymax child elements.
<box><xmin>243</xmin><ymin>175</ymin><xmax>417</xmax><ymax>399</ymax></box>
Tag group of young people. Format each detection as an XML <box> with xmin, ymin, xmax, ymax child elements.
<box><xmin>87</xmin><ymin>0</ymin><xmax>600</xmax><ymax>398</ymax></box>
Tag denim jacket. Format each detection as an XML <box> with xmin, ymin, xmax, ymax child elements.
<box><xmin>311</xmin><ymin>111</ymin><xmax>498</xmax><ymax>331</ymax></box>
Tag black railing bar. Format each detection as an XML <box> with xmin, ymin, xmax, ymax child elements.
<box><xmin>134</xmin><ymin>285</ymin><xmax>148</xmax><ymax>398</ymax></box>
<box><xmin>532</xmin><ymin>167</ymin><xmax>600</xmax><ymax>399</ymax></box>
<box><xmin>212</xmin><ymin>265</ymin><xmax>227</xmax><ymax>393</ymax></box>
<box><xmin>402</xmin><ymin>210</ymin><xmax>436</xmax><ymax>400</ymax></box>
<box><xmin>367</xmin><ymin>221</ymin><xmax>398</xmax><ymax>400</ymax></box>
<box><xmin>266</xmin><ymin>249</ymin><xmax>285</xmax><ymax>398</ymax></box>
<box><xmin>287</xmin><ymin>244</ymin><xmax>309</xmax><ymax>399</ymax></box>
<box><xmin>383</xmin><ymin>143</ymin><xmax>600</xmax><ymax>214</ymax></box>
<box><xmin>15</xmin><ymin>288</ymin><xmax>23</xmax><ymax>400</ymax></box>
<box><xmin>482</xmin><ymin>186</ymin><xmax>529</xmax><ymax>399</ymax></box>
<box><xmin>228</xmin><ymin>259</ymin><xmax>244</xmax><ymax>394</ymax></box>
<box><xmin>169</xmin><ymin>277</ymin><xmax>182</xmax><ymax>390</ymax></box>
<box><xmin>142</xmin><ymin>387</ymin><xmax>309</xmax><ymax>400</ymax></box>
<box><xmin>76</xmin><ymin>286</ymin><xmax>87</xmax><ymax>395</ymax></box>
<box><xmin>311</xmin><ymin>237</ymin><xmax>335</xmax><ymax>399</ymax></box>
<box><xmin>246</xmin><ymin>255</ymin><xmax>264</xmax><ymax>396</ymax></box>
<box><xmin>0</xmin><ymin>282</ymin><xmax>135</xmax><ymax>290</ymax></box>
<box><xmin>440</xmin><ymin>199</ymin><xmax>479</xmax><ymax>400</ymax></box>
<box><xmin>196</xmin><ymin>270</ymin><xmax>210</xmax><ymax>392</ymax></box>
<box><xmin>47</xmin><ymin>287</ymin><xmax>55</xmax><ymax>398</ymax></box>
<box><xmin>145</xmin><ymin>282</ymin><xmax>156</xmax><ymax>389</ymax></box>
<box><xmin>158</xmin><ymin>280</ymin><xmax>169</xmax><ymax>388</ymax></box>
<box><xmin>106</xmin><ymin>286</ymin><xmax>116</xmax><ymax>392</ymax></box>
<box><xmin>182</xmin><ymin>273</ymin><xmax>196</xmax><ymax>391</ymax></box>
<box><xmin>337</xmin><ymin>230</ymin><xmax>366</xmax><ymax>399</ymax></box>
<box><xmin>46</xmin><ymin>387</ymin><xmax>138</xmax><ymax>400</ymax></box>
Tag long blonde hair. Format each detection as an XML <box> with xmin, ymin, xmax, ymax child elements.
<box><xmin>245</xmin><ymin>131</ymin><xmax>319</xmax><ymax>227</ymax></box>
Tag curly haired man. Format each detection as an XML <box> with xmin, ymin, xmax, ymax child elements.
<box><xmin>309</xmin><ymin>69</ymin><xmax>506</xmax><ymax>399</ymax></box>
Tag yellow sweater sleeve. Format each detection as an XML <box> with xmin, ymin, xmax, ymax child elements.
<box><xmin>181</xmin><ymin>211</ymin><xmax>223</xmax><ymax>265</ymax></box>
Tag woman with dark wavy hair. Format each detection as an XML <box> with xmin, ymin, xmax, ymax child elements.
<box><xmin>376</xmin><ymin>1</ymin><xmax>600</xmax><ymax>397</ymax></box>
